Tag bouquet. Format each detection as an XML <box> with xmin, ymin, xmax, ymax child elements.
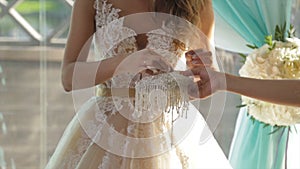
<box><xmin>239</xmin><ymin>24</ymin><xmax>300</xmax><ymax>126</ymax></box>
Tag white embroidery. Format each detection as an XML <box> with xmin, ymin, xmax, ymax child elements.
<box><xmin>94</xmin><ymin>0</ymin><xmax>137</xmax><ymax>61</ymax></box>
<box><xmin>59</xmin><ymin>130</ymin><xmax>92</xmax><ymax>169</ymax></box>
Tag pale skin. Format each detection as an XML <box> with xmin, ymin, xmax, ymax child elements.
<box><xmin>61</xmin><ymin>0</ymin><xmax>215</xmax><ymax>91</ymax></box>
<box><xmin>182</xmin><ymin>67</ymin><xmax>300</xmax><ymax>107</ymax></box>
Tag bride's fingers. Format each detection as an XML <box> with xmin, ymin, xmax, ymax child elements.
<box><xmin>185</xmin><ymin>49</ymin><xmax>213</xmax><ymax>66</ymax></box>
<box><xmin>187</xmin><ymin>64</ymin><xmax>205</xmax><ymax>70</ymax></box>
<box><xmin>142</xmin><ymin>61</ymin><xmax>173</xmax><ymax>74</ymax></box>
<box><xmin>187</xmin><ymin>81</ymin><xmax>200</xmax><ymax>98</ymax></box>
<box><xmin>186</xmin><ymin>59</ymin><xmax>211</xmax><ymax>68</ymax></box>
<box><xmin>187</xmin><ymin>62</ymin><xmax>206</xmax><ymax>69</ymax></box>
<box><xmin>199</xmin><ymin>82</ymin><xmax>213</xmax><ymax>99</ymax></box>
<box><xmin>192</xmin><ymin>53</ymin><xmax>212</xmax><ymax>64</ymax></box>
<box><xmin>152</xmin><ymin>60</ymin><xmax>173</xmax><ymax>72</ymax></box>
<box><xmin>186</xmin><ymin>48</ymin><xmax>206</xmax><ymax>56</ymax></box>
<box><xmin>180</xmin><ymin>67</ymin><xmax>206</xmax><ymax>76</ymax></box>
<box><xmin>179</xmin><ymin>70</ymin><xmax>194</xmax><ymax>77</ymax></box>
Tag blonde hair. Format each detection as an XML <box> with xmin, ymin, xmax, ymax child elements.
<box><xmin>153</xmin><ymin>0</ymin><xmax>209</xmax><ymax>51</ymax></box>
<box><xmin>154</xmin><ymin>0</ymin><xmax>208</xmax><ymax>26</ymax></box>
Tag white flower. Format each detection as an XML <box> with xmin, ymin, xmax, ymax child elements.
<box><xmin>286</xmin><ymin>37</ymin><xmax>300</xmax><ymax>47</ymax></box>
<box><xmin>240</xmin><ymin>37</ymin><xmax>300</xmax><ymax>126</ymax></box>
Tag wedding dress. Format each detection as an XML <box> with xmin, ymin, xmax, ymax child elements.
<box><xmin>45</xmin><ymin>0</ymin><xmax>231</xmax><ymax>168</ymax></box>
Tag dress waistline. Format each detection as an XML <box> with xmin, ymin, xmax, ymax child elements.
<box><xmin>96</xmin><ymin>87</ymin><xmax>136</xmax><ymax>97</ymax></box>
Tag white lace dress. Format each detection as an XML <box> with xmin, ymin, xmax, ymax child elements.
<box><xmin>45</xmin><ymin>0</ymin><xmax>232</xmax><ymax>168</ymax></box>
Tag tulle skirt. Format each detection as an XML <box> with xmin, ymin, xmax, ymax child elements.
<box><xmin>45</xmin><ymin>96</ymin><xmax>232</xmax><ymax>169</ymax></box>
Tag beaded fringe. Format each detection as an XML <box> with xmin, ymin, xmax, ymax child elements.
<box><xmin>134</xmin><ymin>72</ymin><xmax>189</xmax><ymax>121</ymax></box>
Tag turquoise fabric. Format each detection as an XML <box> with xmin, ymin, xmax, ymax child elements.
<box><xmin>229</xmin><ymin>108</ymin><xmax>289</xmax><ymax>169</ymax></box>
<box><xmin>213</xmin><ymin>0</ymin><xmax>293</xmax><ymax>169</ymax></box>
<box><xmin>213</xmin><ymin>0</ymin><xmax>293</xmax><ymax>48</ymax></box>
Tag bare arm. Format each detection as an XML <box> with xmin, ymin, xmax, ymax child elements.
<box><xmin>61</xmin><ymin>0</ymin><xmax>126</xmax><ymax>91</ymax></box>
<box><xmin>62</xmin><ymin>0</ymin><xmax>173</xmax><ymax>91</ymax></box>
<box><xmin>182</xmin><ymin>68</ymin><xmax>300</xmax><ymax>107</ymax></box>
<box><xmin>225</xmin><ymin>74</ymin><xmax>300</xmax><ymax>107</ymax></box>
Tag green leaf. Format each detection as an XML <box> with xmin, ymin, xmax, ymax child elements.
<box><xmin>268</xmin><ymin>126</ymin><xmax>282</xmax><ymax>135</ymax></box>
<box><xmin>236</xmin><ymin>104</ymin><xmax>247</xmax><ymax>108</ymax></box>
<box><xmin>239</xmin><ymin>53</ymin><xmax>247</xmax><ymax>59</ymax></box>
<box><xmin>274</xmin><ymin>22</ymin><xmax>287</xmax><ymax>41</ymax></box>
<box><xmin>268</xmin><ymin>42</ymin><xmax>276</xmax><ymax>51</ymax></box>
<box><xmin>250</xmin><ymin>116</ymin><xmax>256</xmax><ymax>125</ymax></box>
<box><xmin>287</xmin><ymin>126</ymin><xmax>297</xmax><ymax>134</ymax></box>
<box><xmin>268</xmin><ymin>125</ymin><xmax>290</xmax><ymax>135</ymax></box>
<box><xmin>238</xmin><ymin>53</ymin><xmax>247</xmax><ymax>63</ymax></box>
<box><xmin>288</xmin><ymin>24</ymin><xmax>296</xmax><ymax>38</ymax></box>
<box><xmin>263</xmin><ymin>123</ymin><xmax>270</xmax><ymax>128</ymax></box>
<box><xmin>246</xmin><ymin>44</ymin><xmax>258</xmax><ymax>49</ymax></box>
<box><xmin>265</xmin><ymin>35</ymin><xmax>273</xmax><ymax>46</ymax></box>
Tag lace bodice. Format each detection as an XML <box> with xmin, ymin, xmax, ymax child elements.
<box><xmin>93</xmin><ymin>0</ymin><xmax>186</xmax><ymax>88</ymax></box>
<box><xmin>94</xmin><ymin>0</ymin><xmax>137</xmax><ymax>60</ymax></box>
<box><xmin>93</xmin><ymin>0</ymin><xmax>185</xmax><ymax>60</ymax></box>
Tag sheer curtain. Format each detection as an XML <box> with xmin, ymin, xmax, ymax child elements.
<box><xmin>0</xmin><ymin>0</ymin><xmax>73</xmax><ymax>168</ymax></box>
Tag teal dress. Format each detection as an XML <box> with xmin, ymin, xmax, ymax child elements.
<box><xmin>213</xmin><ymin>0</ymin><xmax>293</xmax><ymax>168</ymax></box>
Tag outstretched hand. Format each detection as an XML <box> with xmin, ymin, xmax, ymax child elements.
<box><xmin>181</xmin><ymin>67</ymin><xmax>225</xmax><ymax>98</ymax></box>
<box><xmin>181</xmin><ymin>66</ymin><xmax>222</xmax><ymax>98</ymax></box>
<box><xmin>183</xmin><ymin>49</ymin><xmax>226</xmax><ymax>98</ymax></box>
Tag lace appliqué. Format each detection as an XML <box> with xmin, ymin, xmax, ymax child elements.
<box><xmin>146</xmin><ymin>22</ymin><xmax>187</xmax><ymax>68</ymax></box>
<box><xmin>94</xmin><ymin>0</ymin><xmax>138</xmax><ymax>61</ymax></box>
<box><xmin>94</xmin><ymin>0</ymin><xmax>121</xmax><ymax>28</ymax></box>
<box><xmin>59</xmin><ymin>130</ymin><xmax>92</xmax><ymax>169</ymax></box>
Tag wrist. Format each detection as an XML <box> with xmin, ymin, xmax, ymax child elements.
<box><xmin>225</xmin><ymin>74</ymin><xmax>249</xmax><ymax>95</ymax></box>
<box><xmin>223</xmin><ymin>73</ymin><xmax>236</xmax><ymax>92</ymax></box>
<box><xmin>214</xmin><ymin>71</ymin><xmax>228</xmax><ymax>91</ymax></box>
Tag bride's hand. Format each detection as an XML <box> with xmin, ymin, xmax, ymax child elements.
<box><xmin>185</xmin><ymin>49</ymin><xmax>213</xmax><ymax>69</ymax></box>
<box><xmin>114</xmin><ymin>49</ymin><xmax>173</xmax><ymax>76</ymax></box>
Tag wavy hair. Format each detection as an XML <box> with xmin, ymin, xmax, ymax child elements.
<box><xmin>153</xmin><ymin>0</ymin><xmax>209</xmax><ymax>51</ymax></box>
<box><xmin>154</xmin><ymin>0</ymin><xmax>208</xmax><ymax>26</ymax></box>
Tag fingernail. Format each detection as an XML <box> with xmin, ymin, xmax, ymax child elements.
<box><xmin>178</xmin><ymin>71</ymin><xmax>184</xmax><ymax>75</ymax></box>
<box><xmin>180</xmin><ymin>71</ymin><xmax>188</xmax><ymax>76</ymax></box>
<box><xmin>192</xmin><ymin>55</ymin><xmax>198</xmax><ymax>59</ymax></box>
<box><xmin>186</xmin><ymin>50</ymin><xmax>195</xmax><ymax>55</ymax></box>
